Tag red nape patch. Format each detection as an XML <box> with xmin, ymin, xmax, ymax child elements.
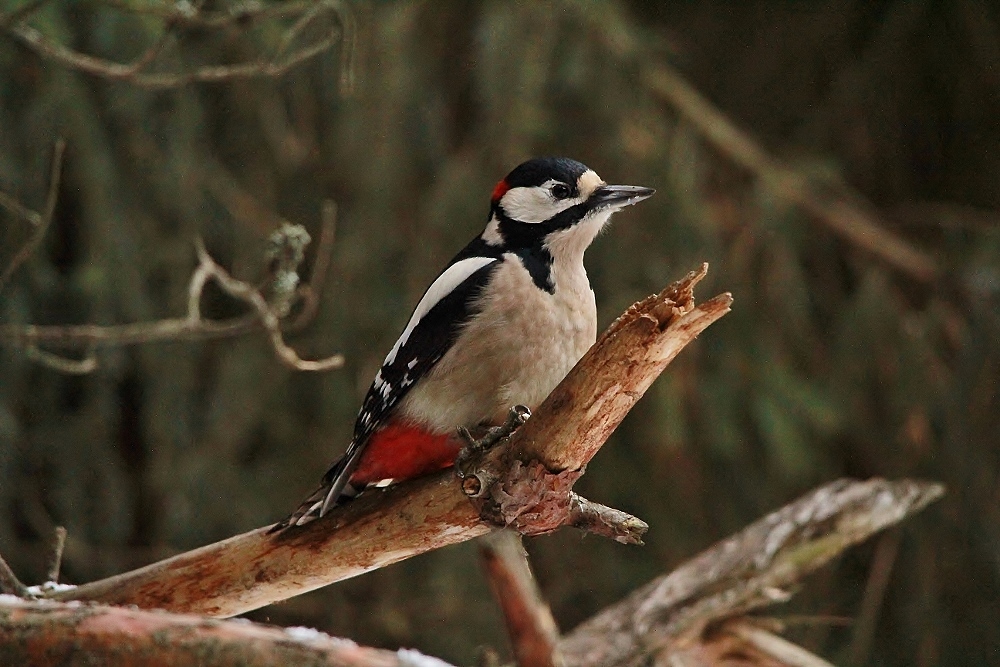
<box><xmin>350</xmin><ymin>423</ymin><xmax>462</xmax><ymax>486</ymax></box>
<box><xmin>491</xmin><ymin>179</ymin><xmax>510</xmax><ymax>203</ymax></box>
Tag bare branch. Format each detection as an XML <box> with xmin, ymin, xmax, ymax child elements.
<box><xmin>23</xmin><ymin>344</ymin><xmax>97</xmax><ymax>375</ymax></box>
<box><xmin>0</xmin><ymin>138</ymin><xmax>65</xmax><ymax>292</ymax></box>
<box><xmin>0</xmin><ymin>0</ymin><xmax>50</xmax><ymax>29</ymax></box>
<box><xmin>290</xmin><ymin>200</ymin><xmax>337</xmax><ymax>330</ymax></box>
<box><xmin>46</xmin><ymin>268</ymin><xmax>729</xmax><ymax>616</ymax></box>
<box><xmin>726</xmin><ymin>620</ymin><xmax>837</xmax><ymax>667</ymax></box>
<box><xmin>191</xmin><ymin>238</ymin><xmax>344</xmax><ymax>372</ymax></box>
<box><xmin>46</xmin><ymin>526</ymin><xmax>67</xmax><ymax>584</ymax></box>
<box><xmin>480</xmin><ymin>531</ymin><xmax>563</xmax><ymax>667</ymax></box>
<box><xmin>0</xmin><ymin>316</ymin><xmax>259</xmax><ymax>350</ymax></box>
<box><xmin>641</xmin><ymin>63</ymin><xmax>938</xmax><ymax>283</ymax></box>
<box><xmin>569</xmin><ymin>5</ymin><xmax>937</xmax><ymax>282</ymax></box>
<box><xmin>566</xmin><ymin>494</ymin><xmax>647</xmax><ymax>545</ymax></box>
<box><xmin>0</xmin><ymin>552</ymin><xmax>30</xmax><ymax>598</ymax></box>
<box><xmin>0</xmin><ymin>198</ymin><xmax>341</xmax><ymax>373</ymax></box>
<box><xmin>0</xmin><ymin>597</ymin><xmax>458</xmax><ymax>667</ymax></box>
<box><xmin>52</xmin><ymin>473</ymin><xmax>492</xmax><ymax>616</ymax></box>
<box><xmin>2</xmin><ymin>1</ymin><xmax>353</xmax><ymax>89</ymax></box>
<box><xmin>848</xmin><ymin>528</ymin><xmax>903</xmax><ymax>665</ymax></box>
<box><xmin>558</xmin><ymin>478</ymin><xmax>945</xmax><ymax>667</ymax></box>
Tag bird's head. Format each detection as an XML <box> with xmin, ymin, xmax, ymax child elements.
<box><xmin>482</xmin><ymin>157</ymin><xmax>654</xmax><ymax>253</ymax></box>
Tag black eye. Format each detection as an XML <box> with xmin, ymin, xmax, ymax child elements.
<box><xmin>550</xmin><ymin>183</ymin><xmax>571</xmax><ymax>199</ymax></box>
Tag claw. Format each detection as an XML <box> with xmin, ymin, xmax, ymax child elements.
<box><xmin>455</xmin><ymin>405</ymin><xmax>531</xmax><ymax>476</ymax></box>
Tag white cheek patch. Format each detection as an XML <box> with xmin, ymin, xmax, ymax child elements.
<box><xmin>501</xmin><ymin>185</ymin><xmax>580</xmax><ymax>224</ymax></box>
<box><xmin>383</xmin><ymin>256</ymin><xmax>497</xmax><ymax>365</ymax></box>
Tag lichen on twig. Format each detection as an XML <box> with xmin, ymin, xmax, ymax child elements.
<box><xmin>0</xmin><ymin>186</ymin><xmax>342</xmax><ymax>373</ymax></box>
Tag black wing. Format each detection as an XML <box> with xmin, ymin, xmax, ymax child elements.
<box><xmin>274</xmin><ymin>252</ymin><xmax>502</xmax><ymax>528</ymax></box>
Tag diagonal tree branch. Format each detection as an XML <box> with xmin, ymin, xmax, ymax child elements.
<box><xmin>567</xmin><ymin>3</ymin><xmax>938</xmax><ymax>283</ymax></box>
<box><xmin>642</xmin><ymin>63</ymin><xmax>938</xmax><ymax>283</ymax></box>
<box><xmin>558</xmin><ymin>477</ymin><xmax>945</xmax><ymax>667</ymax></box>
<box><xmin>39</xmin><ymin>266</ymin><xmax>730</xmax><ymax>616</ymax></box>
<box><xmin>0</xmin><ymin>552</ymin><xmax>31</xmax><ymax>598</ymax></box>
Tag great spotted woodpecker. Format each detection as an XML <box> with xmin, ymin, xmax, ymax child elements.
<box><xmin>276</xmin><ymin>157</ymin><xmax>653</xmax><ymax>529</ymax></box>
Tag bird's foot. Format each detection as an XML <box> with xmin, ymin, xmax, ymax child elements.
<box><xmin>455</xmin><ymin>405</ymin><xmax>531</xmax><ymax>474</ymax></box>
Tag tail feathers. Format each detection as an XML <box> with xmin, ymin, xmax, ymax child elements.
<box><xmin>268</xmin><ymin>478</ymin><xmax>360</xmax><ymax>533</ymax></box>
<box><xmin>268</xmin><ymin>445</ymin><xmax>365</xmax><ymax>533</ymax></box>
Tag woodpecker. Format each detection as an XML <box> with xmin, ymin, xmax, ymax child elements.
<box><xmin>275</xmin><ymin>157</ymin><xmax>653</xmax><ymax>529</ymax></box>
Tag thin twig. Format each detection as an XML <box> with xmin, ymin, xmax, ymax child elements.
<box><xmin>24</xmin><ymin>344</ymin><xmax>98</xmax><ymax>375</ymax></box>
<box><xmin>47</xmin><ymin>526</ymin><xmax>68</xmax><ymax>584</ymax></box>
<box><xmin>96</xmin><ymin>0</ymin><xmax>322</xmax><ymax>29</ymax></box>
<box><xmin>4</xmin><ymin>1</ymin><xmax>350</xmax><ymax>89</ymax></box>
<box><xmin>191</xmin><ymin>238</ymin><xmax>343</xmax><ymax>372</ymax></box>
<box><xmin>0</xmin><ymin>193</ymin><xmax>340</xmax><ymax>372</ymax></box>
<box><xmin>848</xmin><ymin>528</ymin><xmax>902</xmax><ymax>665</ymax></box>
<box><xmin>0</xmin><ymin>0</ymin><xmax>50</xmax><ymax>29</ymax></box>
<box><xmin>0</xmin><ymin>138</ymin><xmax>65</xmax><ymax>292</ymax></box>
<box><xmin>0</xmin><ymin>316</ymin><xmax>259</xmax><ymax>349</ymax></box>
<box><xmin>0</xmin><ymin>552</ymin><xmax>30</xmax><ymax>598</ymax></box>
<box><xmin>290</xmin><ymin>200</ymin><xmax>337</xmax><ymax>330</ymax></box>
<box><xmin>642</xmin><ymin>63</ymin><xmax>938</xmax><ymax>283</ymax></box>
<box><xmin>726</xmin><ymin>621</ymin><xmax>837</xmax><ymax>667</ymax></box>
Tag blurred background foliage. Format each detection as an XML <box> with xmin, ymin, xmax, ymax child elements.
<box><xmin>1</xmin><ymin>0</ymin><xmax>999</xmax><ymax>664</ymax></box>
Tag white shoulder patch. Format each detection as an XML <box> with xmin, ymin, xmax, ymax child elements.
<box><xmin>383</xmin><ymin>256</ymin><xmax>498</xmax><ymax>365</ymax></box>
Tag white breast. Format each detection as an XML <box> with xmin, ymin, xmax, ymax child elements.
<box><xmin>397</xmin><ymin>252</ymin><xmax>597</xmax><ymax>433</ymax></box>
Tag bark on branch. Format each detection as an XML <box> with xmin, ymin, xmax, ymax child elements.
<box><xmin>479</xmin><ymin>531</ymin><xmax>563</xmax><ymax>667</ymax></box>
<box><xmin>0</xmin><ymin>597</ymin><xmax>456</xmax><ymax>667</ymax></box>
<box><xmin>38</xmin><ymin>266</ymin><xmax>729</xmax><ymax>617</ymax></box>
<box><xmin>558</xmin><ymin>478</ymin><xmax>945</xmax><ymax>667</ymax></box>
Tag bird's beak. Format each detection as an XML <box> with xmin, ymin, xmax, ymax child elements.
<box><xmin>589</xmin><ymin>184</ymin><xmax>656</xmax><ymax>210</ymax></box>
